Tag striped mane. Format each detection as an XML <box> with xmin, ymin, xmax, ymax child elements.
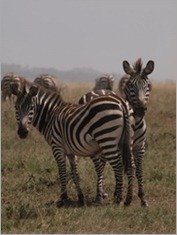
<box><xmin>133</xmin><ymin>58</ymin><xmax>142</xmax><ymax>74</ymax></box>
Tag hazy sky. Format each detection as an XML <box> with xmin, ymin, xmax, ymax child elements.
<box><xmin>1</xmin><ymin>0</ymin><xmax>177</xmax><ymax>81</ymax></box>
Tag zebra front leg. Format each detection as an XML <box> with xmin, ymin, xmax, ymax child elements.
<box><xmin>124</xmin><ymin>155</ymin><xmax>135</xmax><ymax>206</ymax></box>
<box><xmin>92</xmin><ymin>155</ymin><xmax>106</xmax><ymax>204</ymax></box>
<box><xmin>68</xmin><ymin>155</ymin><xmax>84</xmax><ymax>206</ymax></box>
<box><xmin>52</xmin><ymin>148</ymin><xmax>69</xmax><ymax>207</ymax></box>
<box><xmin>135</xmin><ymin>149</ymin><xmax>149</xmax><ymax>207</ymax></box>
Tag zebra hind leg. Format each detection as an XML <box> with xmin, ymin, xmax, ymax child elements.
<box><xmin>108</xmin><ymin>153</ymin><xmax>123</xmax><ymax>205</ymax></box>
<box><xmin>68</xmin><ymin>155</ymin><xmax>84</xmax><ymax>207</ymax></box>
<box><xmin>92</xmin><ymin>155</ymin><xmax>107</xmax><ymax>204</ymax></box>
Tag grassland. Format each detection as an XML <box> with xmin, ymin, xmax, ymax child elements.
<box><xmin>1</xmin><ymin>82</ymin><xmax>176</xmax><ymax>234</ymax></box>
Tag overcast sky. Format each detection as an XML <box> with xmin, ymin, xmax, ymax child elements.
<box><xmin>1</xmin><ymin>0</ymin><xmax>177</xmax><ymax>81</ymax></box>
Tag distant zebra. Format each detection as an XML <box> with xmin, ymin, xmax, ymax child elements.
<box><xmin>94</xmin><ymin>74</ymin><xmax>114</xmax><ymax>90</ymax></box>
<box><xmin>10</xmin><ymin>79</ymin><xmax>135</xmax><ymax>207</ymax></box>
<box><xmin>119</xmin><ymin>58</ymin><xmax>155</xmax><ymax>207</ymax></box>
<box><xmin>79</xmin><ymin>74</ymin><xmax>115</xmax><ymax>104</ymax></box>
<box><xmin>34</xmin><ymin>74</ymin><xmax>60</xmax><ymax>92</ymax></box>
<box><xmin>1</xmin><ymin>73</ymin><xmax>25</xmax><ymax>106</ymax></box>
<box><xmin>78</xmin><ymin>89</ymin><xmax>116</xmax><ymax>104</ymax></box>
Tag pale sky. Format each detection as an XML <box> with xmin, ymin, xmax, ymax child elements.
<box><xmin>1</xmin><ymin>0</ymin><xmax>177</xmax><ymax>81</ymax></box>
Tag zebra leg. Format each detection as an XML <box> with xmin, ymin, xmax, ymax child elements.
<box><xmin>135</xmin><ymin>148</ymin><xmax>149</xmax><ymax>207</ymax></box>
<box><xmin>52</xmin><ymin>148</ymin><xmax>69</xmax><ymax>207</ymax></box>
<box><xmin>68</xmin><ymin>155</ymin><xmax>84</xmax><ymax>206</ymax></box>
<box><xmin>91</xmin><ymin>155</ymin><xmax>106</xmax><ymax>204</ymax></box>
<box><xmin>108</xmin><ymin>153</ymin><xmax>123</xmax><ymax>205</ymax></box>
<box><xmin>124</xmin><ymin>155</ymin><xmax>135</xmax><ymax>206</ymax></box>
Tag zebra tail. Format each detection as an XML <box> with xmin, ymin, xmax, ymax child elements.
<box><xmin>121</xmin><ymin>102</ymin><xmax>132</xmax><ymax>174</ymax></box>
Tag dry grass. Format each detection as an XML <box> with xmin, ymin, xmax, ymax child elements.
<box><xmin>1</xmin><ymin>82</ymin><xmax>176</xmax><ymax>234</ymax></box>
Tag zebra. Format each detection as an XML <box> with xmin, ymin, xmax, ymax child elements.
<box><xmin>34</xmin><ymin>74</ymin><xmax>60</xmax><ymax>92</ymax></box>
<box><xmin>10</xmin><ymin>78</ymin><xmax>135</xmax><ymax>207</ymax></box>
<box><xmin>119</xmin><ymin>58</ymin><xmax>155</xmax><ymax>207</ymax></box>
<box><xmin>1</xmin><ymin>73</ymin><xmax>25</xmax><ymax>107</ymax></box>
<box><xmin>78</xmin><ymin>74</ymin><xmax>115</xmax><ymax>104</ymax></box>
<box><xmin>94</xmin><ymin>74</ymin><xmax>114</xmax><ymax>91</ymax></box>
<box><xmin>78</xmin><ymin>84</ymin><xmax>116</xmax><ymax>199</ymax></box>
<box><xmin>78</xmin><ymin>89</ymin><xmax>116</xmax><ymax>104</ymax></box>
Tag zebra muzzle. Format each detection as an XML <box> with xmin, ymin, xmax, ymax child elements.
<box><xmin>17</xmin><ymin>122</ymin><xmax>29</xmax><ymax>139</ymax></box>
<box><xmin>135</xmin><ymin>107</ymin><xmax>147</xmax><ymax>117</ymax></box>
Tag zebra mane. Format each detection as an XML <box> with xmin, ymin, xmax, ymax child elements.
<box><xmin>118</xmin><ymin>75</ymin><xmax>129</xmax><ymax>98</ymax></box>
<box><xmin>132</xmin><ymin>58</ymin><xmax>142</xmax><ymax>74</ymax></box>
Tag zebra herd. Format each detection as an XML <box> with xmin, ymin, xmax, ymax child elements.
<box><xmin>1</xmin><ymin>73</ymin><xmax>61</xmax><ymax>107</ymax></box>
<box><xmin>2</xmin><ymin>58</ymin><xmax>154</xmax><ymax>208</ymax></box>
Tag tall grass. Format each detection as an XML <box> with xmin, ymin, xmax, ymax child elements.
<box><xmin>1</xmin><ymin>82</ymin><xmax>176</xmax><ymax>234</ymax></box>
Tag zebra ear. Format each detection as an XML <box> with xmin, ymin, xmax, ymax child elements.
<box><xmin>143</xmin><ymin>60</ymin><xmax>155</xmax><ymax>75</ymax></box>
<box><xmin>10</xmin><ymin>82</ymin><xmax>21</xmax><ymax>96</ymax></box>
<box><xmin>122</xmin><ymin>61</ymin><xmax>134</xmax><ymax>75</ymax></box>
<box><xmin>28</xmin><ymin>85</ymin><xmax>38</xmax><ymax>97</ymax></box>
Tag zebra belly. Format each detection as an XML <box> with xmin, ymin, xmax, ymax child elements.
<box><xmin>64</xmin><ymin>135</ymin><xmax>101</xmax><ymax>157</ymax></box>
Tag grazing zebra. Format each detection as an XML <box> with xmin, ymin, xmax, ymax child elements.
<box><xmin>94</xmin><ymin>74</ymin><xmax>114</xmax><ymax>91</ymax></box>
<box><xmin>119</xmin><ymin>58</ymin><xmax>155</xmax><ymax>207</ymax></box>
<box><xmin>34</xmin><ymin>74</ymin><xmax>60</xmax><ymax>92</ymax></box>
<box><xmin>1</xmin><ymin>73</ymin><xmax>25</xmax><ymax>106</ymax></box>
<box><xmin>78</xmin><ymin>89</ymin><xmax>116</xmax><ymax>104</ymax></box>
<box><xmin>79</xmin><ymin>74</ymin><xmax>115</xmax><ymax>104</ymax></box>
<box><xmin>10</xmin><ymin>79</ymin><xmax>135</xmax><ymax>207</ymax></box>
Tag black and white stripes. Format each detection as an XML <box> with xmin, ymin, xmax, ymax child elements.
<box><xmin>34</xmin><ymin>74</ymin><xmax>60</xmax><ymax>92</ymax></box>
<box><xmin>11</xmin><ymin>79</ymin><xmax>135</xmax><ymax>207</ymax></box>
<box><xmin>120</xmin><ymin>58</ymin><xmax>154</xmax><ymax>207</ymax></box>
<box><xmin>1</xmin><ymin>73</ymin><xmax>24</xmax><ymax>106</ymax></box>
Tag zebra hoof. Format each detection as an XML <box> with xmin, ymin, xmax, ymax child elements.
<box><xmin>78</xmin><ymin>200</ymin><xmax>85</xmax><ymax>207</ymax></box>
<box><xmin>95</xmin><ymin>196</ymin><xmax>104</xmax><ymax>204</ymax></box>
<box><xmin>124</xmin><ymin>201</ymin><xmax>131</xmax><ymax>207</ymax></box>
<box><xmin>114</xmin><ymin>197</ymin><xmax>122</xmax><ymax>205</ymax></box>
<box><xmin>103</xmin><ymin>193</ymin><xmax>108</xmax><ymax>198</ymax></box>
<box><xmin>55</xmin><ymin>199</ymin><xmax>67</xmax><ymax>208</ymax></box>
<box><xmin>141</xmin><ymin>201</ymin><xmax>149</xmax><ymax>207</ymax></box>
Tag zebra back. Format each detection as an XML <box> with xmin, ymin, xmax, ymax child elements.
<box><xmin>78</xmin><ymin>89</ymin><xmax>116</xmax><ymax>104</ymax></box>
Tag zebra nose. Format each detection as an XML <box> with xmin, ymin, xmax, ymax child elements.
<box><xmin>17</xmin><ymin>123</ymin><xmax>29</xmax><ymax>139</ymax></box>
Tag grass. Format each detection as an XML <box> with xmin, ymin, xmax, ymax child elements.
<box><xmin>1</xmin><ymin>82</ymin><xmax>176</xmax><ymax>234</ymax></box>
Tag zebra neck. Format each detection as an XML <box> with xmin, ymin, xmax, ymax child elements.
<box><xmin>32</xmin><ymin>91</ymin><xmax>64</xmax><ymax>135</ymax></box>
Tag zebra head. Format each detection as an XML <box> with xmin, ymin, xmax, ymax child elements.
<box><xmin>10</xmin><ymin>82</ymin><xmax>38</xmax><ymax>139</ymax></box>
<box><xmin>95</xmin><ymin>74</ymin><xmax>114</xmax><ymax>91</ymax></box>
<box><xmin>122</xmin><ymin>58</ymin><xmax>154</xmax><ymax>117</ymax></box>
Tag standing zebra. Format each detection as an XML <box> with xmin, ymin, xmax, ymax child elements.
<box><xmin>1</xmin><ymin>73</ymin><xmax>25</xmax><ymax>106</ymax></box>
<box><xmin>78</xmin><ymin>77</ymin><xmax>116</xmax><ymax>199</ymax></box>
<box><xmin>10</xmin><ymin>79</ymin><xmax>135</xmax><ymax>207</ymax></box>
<box><xmin>119</xmin><ymin>58</ymin><xmax>155</xmax><ymax>207</ymax></box>
<box><xmin>79</xmin><ymin>74</ymin><xmax>115</xmax><ymax>104</ymax></box>
<box><xmin>34</xmin><ymin>74</ymin><xmax>60</xmax><ymax>92</ymax></box>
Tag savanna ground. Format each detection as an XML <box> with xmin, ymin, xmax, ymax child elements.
<box><xmin>1</xmin><ymin>82</ymin><xmax>176</xmax><ymax>234</ymax></box>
